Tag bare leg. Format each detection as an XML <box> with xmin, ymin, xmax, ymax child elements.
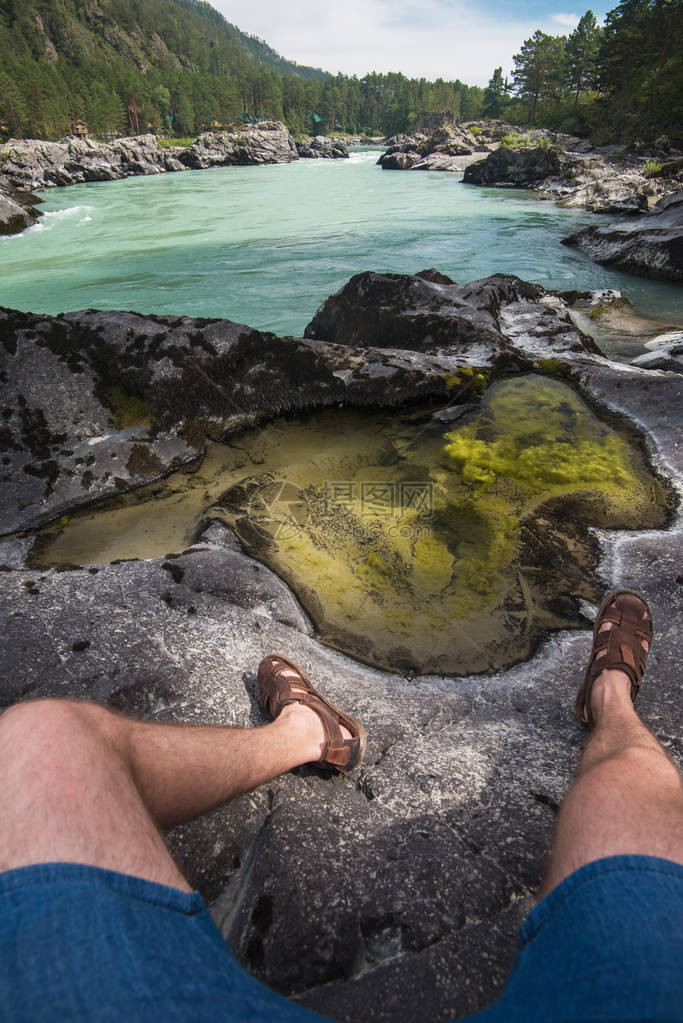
<box><xmin>540</xmin><ymin>617</ymin><xmax>683</xmax><ymax>896</ymax></box>
<box><xmin>0</xmin><ymin>687</ymin><xmax>342</xmax><ymax>891</ymax></box>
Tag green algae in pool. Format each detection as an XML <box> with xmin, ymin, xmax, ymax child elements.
<box><xmin>37</xmin><ymin>376</ymin><xmax>670</xmax><ymax>675</ymax></box>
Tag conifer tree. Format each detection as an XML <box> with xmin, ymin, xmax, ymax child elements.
<box><xmin>566</xmin><ymin>11</ymin><xmax>602</xmax><ymax>105</ymax></box>
<box><xmin>512</xmin><ymin>30</ymin><xmax>567</xmax><ymax>124</ymax></box>
<box><xmin>483</xmin><ymin>67</ymin><xmax>506</xmax><ymax>118</ymax></box>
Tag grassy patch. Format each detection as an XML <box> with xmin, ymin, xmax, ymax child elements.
<box><xmin>158</xmin><ymin>137</ymin><xmax>196</xmax><ymax>148</ymax></box>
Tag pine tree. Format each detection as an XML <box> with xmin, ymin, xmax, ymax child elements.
<box><xmin>566</xmin><ymin>11</ymin><xmax>602</xmax><ymax>105</ymax></box>
<box><xmin>512</xmin><ymin>30</ymin><xmax>567</xmax><ymax>124</ymax></box>
<box><xmin>483</xmin><ymin>67</ymin><xmax>506</xmax><ymax>118</ymax></box>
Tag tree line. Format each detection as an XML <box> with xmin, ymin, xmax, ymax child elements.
<box><xmin>0</xmin><ymin>0</ymin><xmax>484</xmax><ymax>140</ymax></box>
<box><xmin>484</xmin><ymin>1</ymin><xmax>681</xmax><ymax>145</ymax></box>
<box><xmin>0</xmin><ymin>0</ymin><xmax>679</xmax><ymax>145</ymax></box>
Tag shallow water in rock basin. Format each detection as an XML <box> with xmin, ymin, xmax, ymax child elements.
<box><xmin>37</xmin><ymin>376</ymin><xmax>670</xmax><ymax>675</ymax></box>
<box><xmin>1</xmin><ymin>150</ymin><xmax>681</xmax><ymax>335</ymax></box>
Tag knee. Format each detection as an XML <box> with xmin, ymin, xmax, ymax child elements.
<box><xmin>0</xmin><ymin>698</ymin><xmax>117</xmax><ymax>767</ymax></box>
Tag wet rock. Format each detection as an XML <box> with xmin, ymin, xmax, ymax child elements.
<box><xmin>562</xmin><ymin>189</ymin><xmax>683</xmax><ymax>282</ymax></box>
<box><xmin>463</xmin><ymin>146</ymin><xmax>562</xmax><ymax>187</ymax></box>
<box><xmin>379</xmin><ymin>151</ymin><xmax>422</xmax><ymax>170</ymax></box>
<box><xmin>632</xmin><ymin>331</ymin><xmax>683</xmax><ymax>372</ymax></box>
<box><xmin>179</xmin><ymin>122</ymin><xmax>298</xmax><ymax>169</ymax></box>
<box><xmin>2</xmin><ymin>272</ymin><xmax>603</xmax><ymax>534</ymax></box>
<box><xmin>0</xmin><ymin>182</ymin><xmax>43</xmax><ymax>235</ymax></box>
<box><xmin>295</xmin><ymin>136</ymin><xmax>349</xmax><ymax>159</ymax></box>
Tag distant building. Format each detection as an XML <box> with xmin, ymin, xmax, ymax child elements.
<box><xmin>69</xmin><ymin>120</ymin><xmax>89</xmax><ymax>138</ymax></box>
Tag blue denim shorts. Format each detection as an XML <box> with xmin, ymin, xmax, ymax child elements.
<box><xmin>1</xmin><ymin>855</ymin><xmax>682</xmax><ymax>1023</ymax></box>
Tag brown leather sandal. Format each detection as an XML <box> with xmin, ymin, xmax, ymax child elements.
<box><xmin>258</xmin><ymin>653</ymin><xmax>367</xmax><ymax>773</ymax></box>
<box><xmin>575</xmin><ymin>588</ymin><xmax>654</xmax><ymax>727</ymax></box>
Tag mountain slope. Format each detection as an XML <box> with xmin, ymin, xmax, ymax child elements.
<box><xmin>0</xmin><ymin>0</ymin><xmax>327</xmax><ymax>138</ymax></box>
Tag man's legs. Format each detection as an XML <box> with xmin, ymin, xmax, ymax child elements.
<box><xmin>540</xmin><ymin>613</ymin><xmax>683</xmax><ymax>896</ymax></box>
<box><xmin>0</xmin><ymin>692</ymin><xmax>333</xmax><ymax>890</ymax></box>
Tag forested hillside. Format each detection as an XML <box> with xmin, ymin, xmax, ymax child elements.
<box><xmin>0</xmin><ymin>0</ymin><xmax>484</xmax><ymax>139</ymax></box>
<box><xmin>1</xmin><ymin>0</ymin><xmax>679</xmax><ymax>144</ymax></box>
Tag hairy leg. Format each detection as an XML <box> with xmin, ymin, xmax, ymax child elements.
<box><xmin>0</xmin><ymin>690</ymin><xmax>334</xmax><ymax>890</ymax></box>
<box><xmin>540</xmin><ymin>617</ymin><xmax>683</xmax><ymax>896</ymax></box>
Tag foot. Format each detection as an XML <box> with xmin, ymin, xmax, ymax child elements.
<box><xmin>575</xmin><ymin>589</ymin><xmax>653</xmax><ymax>727</ymax></box>
<box><xmin>258</xmin><ymin>654</ymin><xmax>366</xmax><ymax>772</ymax></box>
<box><xmin>278</xmin><ymin>677</ymin><xmax>353</xmax><ymax>763</ymax></box>
<box><xmin>588</xmin><ymin>615</ymin><xmax>651</xmax><ymax>723</ymax></box>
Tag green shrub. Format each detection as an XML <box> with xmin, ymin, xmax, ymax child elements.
<box><xmin>501</xmin><ymin>132</ymin><xmax>530</xmax><ymax>149</ymax></box>
<box><xmin>643</xmin><ymin>159</ymin><xmax>662</xmax><ymax>178</ymax></box>
<box><xmin>470</xmin><ymin>126</ymin><xmax>482</xmax><ymax>136</ymax></box>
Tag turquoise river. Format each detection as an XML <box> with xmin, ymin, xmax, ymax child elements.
<box><xmin>1</xmin><ymin>148</ymin><xmax>681</xmax><ymax>335</ymax></box>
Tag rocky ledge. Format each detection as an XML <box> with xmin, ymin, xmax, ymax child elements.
<box><xmin>562</xmin><ymin>190</ymin><xmax>683</xmax><ymax>283</ymax></box>
<box><xmin>1</xmin><ymin>272</ymin><xmax>681</xmax><ymax>1022</ymax></box>
<box><xmin>178</xmin><ymin>121</ymin><xmax>299</xmax><ymax>169</ymax></box>
<box><xmin>463</xmin><ymin>137</ymin><xmax>681</xmax><ymax>215</ymax></box>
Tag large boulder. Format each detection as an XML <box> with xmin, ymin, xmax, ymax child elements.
<box><xmin>463</xmin><ymin>145</ymin><xmax>563</xmax><ymax>187</ymax></box>
<box><xmin>379</xmin><ymin>151</ymin><xmax>422</xmax><ymax>170</ymax></box>
<box><xmin>562</xmin><ymin>189</ymin><xmax>683</xmax><ymax>281</ymax></box>
<box><xmin>304</xmin><ymin>270</ymin><xmax>600</xmax><ymax>360</ymax></box>
<box><xmin>180</xmin><ymin>122</ymin><xmax>299</xmax><ymax>168</ymax></box>
<box><xmin>295</xmin><ymin>135</ymin><xmax>349</xmax><ymax>159</ymax></box>
<box><xmin>378</xmin><ymin>125</ymin><xmax>488</xmax><ymax>172</ymax></box>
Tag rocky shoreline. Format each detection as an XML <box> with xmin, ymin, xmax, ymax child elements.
<box><xmin>0</xmin><ymin>121</ymin><xmax>350</xmax><ymax>235</ymax></box>
<box><xmin>1</xmin><ymin>270</ymin><xmax>681</xmax><ymax>1021</ymax></box>
<box><xmin>374</xmin><ymin>121</ymin><xmax>683</xmax><ymax>281</ymax></box>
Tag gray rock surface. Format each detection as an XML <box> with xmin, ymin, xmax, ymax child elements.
<box><xmin>378</xmin><ymin>125</ymin><xmax>488</xmax><ymax>173</ymax></box>
<box><xmin>463</xmin><ymin>145</ymin><xmax>562</xmax><ymax>187</ymax></box>
<box><xmin>0</xmin><ymin>182</ymin><xmax>43</xmax><ymax>235</ymax></box>
<box><xmin>632</xmin><ymin>331</ymin><xmax>683</xmax><ymax>371</ymax></box>
<box><xmin>0</xmin><ymin>123</ymin><xmax>301</xmax><ymax>199</ymax></box>
<box><xmin>0</xmin><ymin>274</ymin><xmax>601</xmax><ymax>536</ymax></box>
<box><xmin>462</xmin><ymin>135</ymin><xmax>680</xmax><ymax>214</ymax></box>
<box><xmin>0</xmin><ymin>134</ymin><xmax>187</xmax><ymax>191</ymax></box>
<box><xmin>296</xmin><ymin>136</ymin><xmax>349</xmax><ymax>159</ymax></box>
<box><xmin>304</xmin><ymin>270</ymin><xmax>600</xmax><ymax>361</ymax></box>
<box><xmin>179</xmin><ymin>122</ymin><xmax>299</xmax><ymax>168</ymax></box>
<box><xmin>562</xmin><ymin>189</ymin><xmax>683</xmax><ymax>282</ymax></box>
<box><xmin>1</xmin><ymin>273</ymin><xmax>681</xmax><ymax>1022</ymax></box>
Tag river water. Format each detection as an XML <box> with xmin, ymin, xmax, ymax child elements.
<box><xmin>1</xmin><ymin>149</ymin><xmax>680</xmax><ymax>335</ymax></box>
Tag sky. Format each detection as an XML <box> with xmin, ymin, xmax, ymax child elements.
<box><xmin>211</xmin><ymin>0</ymin><xmax>611</xmax><ymax>86</ymax></box>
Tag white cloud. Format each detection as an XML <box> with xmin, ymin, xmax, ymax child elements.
<box><xmin>211</xmin><ymin>0</ymin><xmax>575</xmax><ymax>85</ymax></box>
<box><xmin>552</xmin><ymin>12</ymin><xmax>580</xmax><ymax>27</ymax></box>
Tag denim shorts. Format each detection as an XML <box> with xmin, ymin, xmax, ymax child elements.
<box><xmin>1</xmin><ymin>855</ymin><xmax>682</xmax><ymax>1023</ymax></box>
